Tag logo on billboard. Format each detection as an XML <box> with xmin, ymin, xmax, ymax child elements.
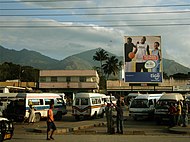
<box><xmin>150</xmin><ymin>73</ymin><xmax>160</xmax><ymax>81</ymax></box>
<box><xmin>145</xmin><ymin>60</ymin><xmax>156</xmax><ymax>69</ymax></box>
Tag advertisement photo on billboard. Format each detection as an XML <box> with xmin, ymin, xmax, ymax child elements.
<box><xmin>123</xmin><ymin>36</ymin><xmax>162</xmax><ymax>83</ymax></box>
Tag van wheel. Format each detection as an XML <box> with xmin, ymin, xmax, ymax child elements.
<box><xmin>35</xmin><ymin>113</ymin><xmax>41</xmax><ymax>122</ymax></box>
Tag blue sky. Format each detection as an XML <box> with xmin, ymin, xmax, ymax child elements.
<box><xmin>0</xmin><ymin>0</ymin><xmax>190</xmax><ymax>68</ymax></box>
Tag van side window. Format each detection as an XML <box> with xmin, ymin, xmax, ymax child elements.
<box><xmin>92</xmin><ymin>98</ymin><xmax>101</xmax><ymax>104</ymax></box>
<box><xmin>45</xmin><ymin>99</ymin><xmax>54</xmax><ymax>105</ymax></box>
<box><xmin>28</xmin><ymin>99</ymin><xmax>43</xmax><ymax>105</ymax></box>
<box><xmin>56</xmin><ymin>98</ymin><xmax>63</xmax><ymax>104</ymax></box>
<box><xmin>92</xmin><ymin>98</ymin><xmax>97</xmax><ymax>104</ymax></box>
<box><xmin>97</xmin><ymin>98</ymin><xmax>101</xmax><ymax>104</ymax></box>
<box><xmin>81</xmin><ymin>98</ymin><xmax>88</xmax><ymax>105</ymax></box>
<box><xmin>40</xmin><ymin>99</ymin><xmax>43</xmax><ymax>105</ymax></box>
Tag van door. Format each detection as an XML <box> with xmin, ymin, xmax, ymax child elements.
<box><xmin>5</xmin><ymin>99</ymin><xmax>26</xmax><ymax>121</ymax></box>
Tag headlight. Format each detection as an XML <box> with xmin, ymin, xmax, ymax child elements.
<box><xmin>9</xmin><ymin>123</ymin><xmax>13</xmax><ymax>129</ymax></box>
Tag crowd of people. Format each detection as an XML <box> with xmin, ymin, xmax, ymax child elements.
<box><xmin>168</xmin><ymin>100</ymin><xmax>189</xmax><ymax>127</ymax></box>
<box><xmin>105</xmin><ymin>96</ymin><xmax>125</xmax><ymax>134</ymax></box>
<box><xmin>105</xmin><ymin>95</ymin><xmax>189</xmax><ymax>135</ymax></box>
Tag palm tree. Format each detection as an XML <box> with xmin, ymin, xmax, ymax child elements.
<box><xmin>102</xmin><ymin>56</ymin><xmax>122</xmax><ymax>80</ymax></box>
<box><xmin>93</xmin><ymin>48</ymin><xmax>108</xmax><ymax>76</ymax></box>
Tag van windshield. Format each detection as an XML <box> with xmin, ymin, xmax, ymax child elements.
<box><xmin>156</xmin><ymin>100</ymin><xmax>176</xmax><ymax>108</ymax></box>
<box><xmin>81</xmin><ymin>98</ymin><xmax>88</xmax><ymax>105</ymax></box>
<box><xmin>130</xmin><ymin>99</ymin><xmax>149</xmax><ymax>108</ymax></box>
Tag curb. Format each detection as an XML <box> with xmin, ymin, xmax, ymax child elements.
<box><xmin>32</xmin><ymin>122</ymin><xmax>107</xmax><ymax>134</ymax></box>
<box><xmin>168</xmin><ymin>126</ymin><xmax>190</xmax><ymax>134</ymax></box>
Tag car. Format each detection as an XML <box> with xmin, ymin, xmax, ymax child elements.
<box><xmin>0</xmin><ymin>117</ymin><xmax>14</xmax><ymax>141</ymax></box>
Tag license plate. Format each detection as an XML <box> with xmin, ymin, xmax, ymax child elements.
<box><xmin>4</xmin><ymin>133</ymin><xmax>11</xmax><ymax>139</ymax></box>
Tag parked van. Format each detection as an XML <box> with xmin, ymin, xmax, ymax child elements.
<box><xmin>72</xmin><ymin>93</ymin><xmax>106</xmax><ymax>120</ymax></box>
<box><xmin>5</xmin><ymin>93</ymin><xmax>67</xmax><ymax>122</ymax></box>
<box><xmin>129</xmin><ymin>93</ymin><xmax>164</xmax><ymax>120</ymax></box>
<box><xmin>102</xmin><ymin>95</ymin><xmax>117</xmax><ymax>105</ymax></box>
<box><xmin>154</xmin><ymin>93</ymin><xmax>184</xmax><ymax>124</ymax></box>
<box><xmin>124</xmin><ymin>92</ymin><xmax>141</xmax><ymax>106</ymax></box>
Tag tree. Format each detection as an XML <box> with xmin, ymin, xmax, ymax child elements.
<box><xmin>102</xmin><ymin>56</ymin><xmax>122</xmax><ymax>80</ymax></box>
<box><xmin>0</xmin><ymin>62</ymin><xmax>39</xmax><ymax>82</ymax></box>
<box><xmin>93</xmin><ymin>48</ymin><xmax>108</xmax><ymax>76</ymax></box>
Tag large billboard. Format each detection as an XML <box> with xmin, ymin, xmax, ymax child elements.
<box><xmin>124</xmin><ymin>36</ymin><xmax>162</xmax><ymax>83</ymax></box>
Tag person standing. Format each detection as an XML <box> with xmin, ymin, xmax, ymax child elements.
<box><xmin>47</xmin><ymin>103</ymin><xmax>56</xmax><ymax>140</ymax></box>
<box><xmin>168</xmin><ymin>103</ymin><xmax>177</xmax><ymax>127</ymax></box>
<box><xmin>182</xmin><ymin>100</ymin><xmax>188</xmax><ymax>127</ymax></box>
<box><xmin>135</xmin><ymin>36</ymin><xmax>150</xmax><ymax>72</ymax></box>
<box><xmin>176</xmin><ymin>101</ymin><xmax>182</xmax><ymax>126</ymax></box>
<box><xmin>151</xmin><ymin>42</ymin><xmax>161</xmax><ymax>72</ymax></box>
<box><xmin>105</xmin><ymin>102</ymin><xmax>113</xmax><ymax>134</ymax></box>
<box><xmin>116</xmin><ymin>97</ymin><xmax>124</xmax><ymax>134</ymax></box>
<box><xmin>28</xmin><ymin>104</ymin><xmax>36</xmax><ymax>124</ymax></box>
<box><xmin>124</xmin><ymin>37</ymin><xmax>137</xmax><ymax>72</ymax></box>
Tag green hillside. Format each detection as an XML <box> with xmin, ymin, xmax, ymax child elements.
<box><xmin>0</xmin><ymin>45</ymin><xmax>190</xmax><ymax>76</ymax></box>
<box><xmin>0</xmin><ymin>45</ymin><xmax>59</xmax><ymax>69</ymax></box>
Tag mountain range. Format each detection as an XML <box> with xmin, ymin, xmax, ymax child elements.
<box><xmin>0</xmin><ymin>45</ymin><xmax>190</xmax><ymax>76</ymax></box>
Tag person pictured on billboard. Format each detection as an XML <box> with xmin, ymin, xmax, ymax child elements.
<box><xmin>124</xmin><ymin>37</ymin><xmax>137</xmax><ymax>72</ymax></box>
<box><xmin>151</xmin><ymin>42</ymin><xmax>161</xmax><ymax>72</ymax></box>
<box><xmin>135</xmin><ymin>36</ymin><xmax>150</xmax><ymax>72</ymax></box>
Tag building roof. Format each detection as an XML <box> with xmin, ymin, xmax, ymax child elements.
<box><xmin>40</xmin><ymin>70</ymin><xmax>98</xmax><ymax>77</ymax></box>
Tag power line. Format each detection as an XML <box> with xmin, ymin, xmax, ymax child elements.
<box><xmin>0</xmin><ymin>0</ymin><xmax>88</xmax><ymax>3</ymax></box>
<box><xmin>1</xmin><ymin>17</ymin><xmax>190</xmax><ymax>23</ymax></box>
<box><xmin>1</xmin><ymin>23</ymin><xmax>190</xmax><ymax>28</ymax></box>
<box><xmin>1</xmin><ymin>10</ymin><xmax>190</xmax><ymax>16</ymax></box>
<box><xmin>1</xmin><ymin>4</ymin><xmax>190</xmax><ymax>10</ymax></box>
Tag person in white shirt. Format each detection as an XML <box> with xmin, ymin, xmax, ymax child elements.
<box><xmin>135</xmin><ymin>36</ymin><xmax>150</xmax><ymax>72</ymax></box>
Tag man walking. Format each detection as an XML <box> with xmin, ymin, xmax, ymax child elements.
<box><xmin>47</xmin><ymin>103</ymin><xmax>56</xmax><ymax>140</ymax></box>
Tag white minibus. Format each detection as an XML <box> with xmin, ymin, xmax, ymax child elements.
<box><xmin>72</xmin><ymin>92</ymin><xmax>106</xmax><ymax>120</ymax></box>
<box><xmin>5</xmin><ymin>93</ymin><xmax>67</xmax><ymax>122</ymax></box>
<box><xmin>154</xmin><ymin>93</ymin><xmax>184</xmax><ymax>124</ymax></box>
<box><xmin>129</xmin><ymin>93</ymin><xmax>164</xmax><ymax>120</ymax></box>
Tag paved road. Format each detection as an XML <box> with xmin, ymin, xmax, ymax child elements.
<box><xmin>9</xmin><ymin>105</ymin><xmax>190</xmax><ymax>142</ymax></box>
<box><xmin>9</xmin><ymin>134</ymin><xmax>190</xmax><ymax>142</ymax></box>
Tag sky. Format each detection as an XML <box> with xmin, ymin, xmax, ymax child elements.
<box><xmin>0</xmin><ymin>0</ymin><xmax>190</xmax><ymax>68</ymax></box>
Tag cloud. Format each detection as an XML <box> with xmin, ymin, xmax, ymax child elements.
<box><xmin>1</xmin><ymin>0</ymin><xmax>190</xmax><ymax>68</ymax></box>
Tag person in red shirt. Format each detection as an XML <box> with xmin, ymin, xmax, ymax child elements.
<box><xmin>168</xmin><ymin>103</ymin><xmax>177</xmax><ymax>127</ymax></box>
<box><xmin>46</xmin><ymin>103</ymin><xmax>57</xmax><ymax>140</ymax></box>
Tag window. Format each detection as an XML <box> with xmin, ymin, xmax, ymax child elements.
<box><xmin>92</xmin><ymin>98</ymin><xmax>101</xmax><ymax>104</ymax></box>
<box><xmin>75</xmin><ymin>98</ymin><xmax>80</xmax><ymax>105</ymax></box>
<box><xmin>28</xmin><ymin>99</ymin><xmax>43</xmax><ymax>105</ymax></box>
<box><xmin>40</xmin><ymin>77</ymin><xmax>46</xmax><ymax>82</ymax></box>
<box><xmin>45</xmin><ymin>99</ymin><xmax>54</xmax><ymax>105</ymax></box>
<box><xmin>56</xmin><ymin>98</ymin><xmax>63</xmax><ymax>104</ymax></box>
<box><xmin>80</xmin><ymin>77</ymin><xmax>86</xmax><ymax>82</ymax></box>
<box><xmin>81</xmin><ymin>98</ymin><xmax>88</xmax><ymax>105</ymax></box>
<box><xmin>66</xmin><ymin>77</ymin><xmax>71</xmax><ymax>82</ymax></box>
<box><xmin>51</xmin><ymin>77</ymin><xmax>57</xmax><ymax>82</ymax></box>
<box><xmin>92</xmin><ymin>98</ymin><xmax>97</xmax><ymax>104</ymax></box>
